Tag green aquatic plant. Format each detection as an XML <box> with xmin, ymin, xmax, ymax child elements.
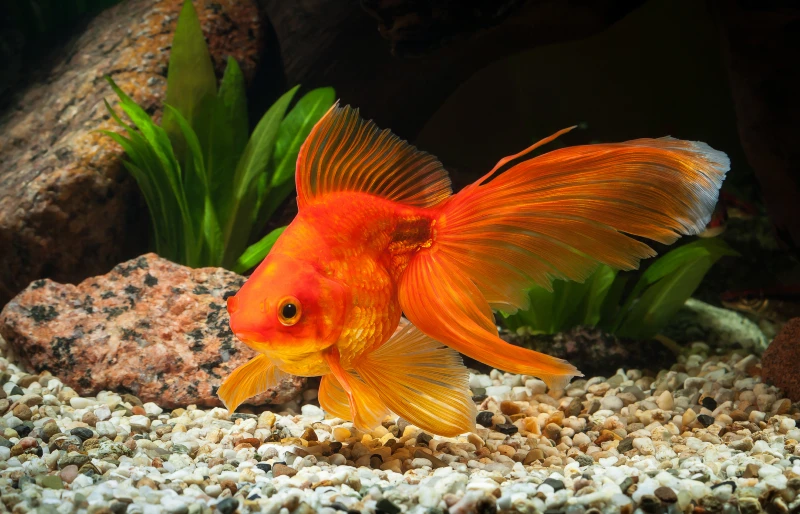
<box><xmin>502</xmin><ymin>238</ymin><xmax>739</xmax><ymax>340</ymax></box>
<box><xmin>101</xmin><ymin>0</ymin><xmax>334</xmax><ymax>272</ymax></box>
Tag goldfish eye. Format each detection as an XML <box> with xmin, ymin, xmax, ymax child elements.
<box><xmin>277</xmin><ymin>296</ymin><xmax>302</xmax><ymax>326</ymax></box>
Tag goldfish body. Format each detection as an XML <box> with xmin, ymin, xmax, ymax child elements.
<box><xmin>219</xmin><ymin>105</ymin><xmax>728</xmax><ymax>436</ymax></box>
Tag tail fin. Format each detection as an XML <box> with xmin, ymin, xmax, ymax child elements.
<box><xmin>399</xmin><ymin>132</ymin><xmax>728</xmax><ymax>386</ymax></box>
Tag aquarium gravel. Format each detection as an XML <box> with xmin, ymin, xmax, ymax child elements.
<box><xmin>1</xmin><ymin>338</ymin><xmax>798</xmax><ymax>514</ymax></box>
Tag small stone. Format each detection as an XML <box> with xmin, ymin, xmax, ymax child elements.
<box><xmin>41</xmin><ymin>475</ymin><xmax>64</xmax><ymax>489</ymax></box>
<box><xmin>600</xmin><ymin>395</ymin><xmax>623</xmax><ymax>412</ymax></box>
<box><xmin>256</xmin><ymin>463</ymin><xmax>271</xmax><ymax>473</ymax></box>
<box><xmin>500</xmin><ymin>401</ymin><xmax>520</xmax><ymax>416</ymax></box>
<box><xmin>656</xmin><ymin>391</ymin><xmax>674</xmax><ymax>411</ymax></box>
<box><xmin>494</xmin><ymin>423</ymin><xmax>518</xmax><ymax>435</ymax></box>
<box><xmin>333</xmin><ymin>427</ymin><xmax>351</xmax><ymax>442</ymax></box>
<box><xmin>476</xmin><ymin>411</ymin><xmax>494</xmax><ymax>427</ymax></box>
<box><xmin>59</xmin><ymin>465</ymin><xmax>79</xmax><ymax>484</ymax></box>
<box><xmin>143</xmin><ymin>402</ymin><xmax>163</xmax><ymax>416</ymax></box>
<box><xmin>697</xmin><ymin>414</ymin><xmax>714</xmax><ymax>427</ymax></box>
<box><xmin>18</xmin><ymin>394</ymin><xmax>43</xmax><ymax>407</ymax></box>
<box><xmin>121</xmin><ymin>394</ymin><xmax>143</xmax><ymax>407</ymax></box>
<box><xmin>524</xmin><ymin>449</ymin><xmax>544</xmax><ymax>465</ymax></box>
<box><xmin>12</xmin><ymin>403</ymin><xmax>32</xmax><ymax>421</ymax></box>
<box><xmin>617</xmin><ymin>437</ymin><xmax>634</xmax><ymax>453</ymax></box>
<box><xmin>42</xmin><ymin>420</ymin><xmax>60</xmax><ymax>441</ymax></box>
<box><xmin>17</xmin><ymin>375</ymin><xmax>40</xmax><ymax>388</ymax></box>
<box><xmin>131</xmin><ymin>405</ymin><xmax>146</xmax><ymax>416</ymax></box>
<box><xmin>575</xmin><ymin>454</ymin><xmax>594</xmax><ymax>467</ymax></box>
<box><xmin>70</xmin><ymin>427</ymin><xmax>93</xmax><ymax>441</ymax></box>
<box><xmin>81</xmin><ymin>412</ymin><xmax>98</xmax><ymax>427</ymax></box>
<box><xmin>129</xmin><ymin>415</ymin><xmax>150</xmax><ymax>429</ymax></box>
<box><xmin>543</xmin><ymin>478</ymin><xmax>565</xmax><ymax>491</ymax></box>
<box><xmin>654</xmin><ymin>486</ymin><xmax>677</xmax><ymax>503</ymax></box>
<box><xmin>375</xmin><ymin>499</ymin><xmax>401</xmax><ymax>514</ymax></box>
<box><xmin>272</xmin><ymin>463</ymin><xmax>297</xmax><ymax>477</ymax></box>
<box><xmin>743</xmin><ymin>463</ymin><xmax>760</xmax><ymax>478</ymax></box>
<box><xmin>216</xmin><ymin>498</ymin><xmax>239</xmax><ymax>514</ymax></box>
<box><xmin>701</xmin><ymin>396</ymin><xmax>718</xmax><ymax>410</ymax></box>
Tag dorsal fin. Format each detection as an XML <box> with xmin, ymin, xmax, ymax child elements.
<box><xmin>295</xmin><ymin>103</ymin><xmax>452</xmax><ymax>209</ymax></box>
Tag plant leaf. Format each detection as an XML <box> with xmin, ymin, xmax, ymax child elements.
<box><xmin>615</xmin><ymin>238</ymin><xmax>739</xmax><ymax>339</ymax></box>
<box><xmin>578</xmin><ymin>265</ymin><xmax>618</xmax><ymax>327</ymax></box>
<box><xmin>222</xmin><ymin>86</ymin><xmax>299</xmax><ymax>266</ymax></box>
<box><xmin>209</xmin><ymin>57</ymin><xmax>249</xmax><ymax>222</ymax></box>
<box><xmin>232</xmin><ymin>226</ymin><xmax>286</xmax><ymax>274</ymax></box>
<box><xmin>202</xmin><ymin>196</ymin><xmax>225</xmax><ymax>266</ymax></box>
<box><xmin>162</xmin><ymin>0</ymin><xmax>217</xmax><ymax>166</ymax></box>
<box><xmin>269</xmin><ymin>87</ymin><xmax>335</xmax><ymax>188</ymax></box>
<box><xmin>232</xmin><ymin>85</ymin><xmax>299</xmax><ymax>200</ymax></box>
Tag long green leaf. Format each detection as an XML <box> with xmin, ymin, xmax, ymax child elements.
<box><xmin>615</xmin><ymin>239</ymin><xmax>739</xmax><ymax>338</ymax></box>
<box><xmin>232</xmin><ymin>226</ymin><xmax>287</xmax><ymax>274</ymax></box>
<box><xmin>269</xmin><ymin>87</ymin><xmax>335</xmax><ymax>188</ymax></box>
<box><xmin>202</xmin><ymin>196</ymin><xmax>225</xmax><ymax>266</ymax></box>
<box><xmin>250</xmin><ymin>87</ymin><xmax>335</xmax><ymax>239</ymax></box>
<box><xmin>222</xmin><ymin>86</ymin><xmax>299</xmax><ymax>266</ymax></box>
<box><xmin>578</xmin><ymin>265</ymin><xmax>618</xmax><ymax>327</ymax></box>
<box><xmin>209</xmin><ymin>57</ymin><xmax>249</xmax><ymax>222</ymax></box>
<box><xmin>232</xmin><ymin>86</ymin><xmax>299</xmax><ymax>200</ymax></box>
<box><xmin>162</xmin><ymin>0</ymin><xmax>217</xmax><ymax>164</ymax></box>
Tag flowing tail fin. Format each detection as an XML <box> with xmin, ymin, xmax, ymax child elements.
<box><xmin>399</xmin><ymin>132</ymin><xmax>728</xmax><ymax>388</ymax></box>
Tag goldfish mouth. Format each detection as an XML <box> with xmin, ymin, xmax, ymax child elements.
<box><xmin>233</xmin><ymin>331</ymin><xmax>264</xmax><ymax>344</ymax></box>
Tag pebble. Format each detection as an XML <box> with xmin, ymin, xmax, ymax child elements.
<box><xmin>0</xmin><ymin>335</ymin><xmax>794</xmax><ymax>514</ymax></box>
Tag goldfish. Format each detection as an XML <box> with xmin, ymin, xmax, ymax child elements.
<box><xmin>218</xmin><ymin>104</ymin><xmax>728</xmax><ymax>436</ymax></box>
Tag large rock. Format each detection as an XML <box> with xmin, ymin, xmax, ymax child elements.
<box><xmin>0</xmin><ymin>254</ymin><xmax>304</xmax><ymax>409</ymax></box>
<box><xmin>0</xmin><ymin>0</ymin><xmax>264</xmax><ymax>307</ymax></box>
<box><xmin>762</xmin><ymin>318</ymin><xmax>800</xmax><ymax>402</ymax></box>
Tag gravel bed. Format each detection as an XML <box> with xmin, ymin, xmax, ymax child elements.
<box><xmin>1</xmin><ymin>339</ymin><xmax>798</xmax><ymax>514</ymax></box>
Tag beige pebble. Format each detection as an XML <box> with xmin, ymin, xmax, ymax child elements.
<box><xmin>333</xmin><ymin>427</ymin><xmax>351</xmax><ymax>442</ymax></box>
<box><xmin>656</xmin><ymin>391</ymin><xmax>674</xmax><ymax>411</ymax></box>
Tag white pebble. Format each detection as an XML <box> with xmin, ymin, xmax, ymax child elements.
<box><xmin>70</xmin><ymin>397</ymin><xmax>92</xmax><ymax>409</ymax></box>
<box><xmin>632</xmin><ymin>437</ymin><xmax>655</xmax><ymax>455</ymax></box>
<box><xmin>143</xmin><ymin>403</ymin><xmax>163</xmax><ymax>416</ymax></box>
<box><xmin>129</xmin><ymin>415</ymin><xmax>151</xmax><ymax>429</ymax></box>
<box><xmin>600</xmin><ymin>396</ymin><xmax>623</xmax><ymax>412</ymax></box>
<box><xmin>656</xmin><ymin>391</ymin><xmax>674</xmax><ymax>411</ymax></box>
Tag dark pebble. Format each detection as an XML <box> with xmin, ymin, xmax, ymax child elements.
<box><xmin>617</xmin><ymin>436</ymin><xmax>635</xmax><ymax>453</ymax></box>
<box><xmin>217</xmin><ymin>497</ymin><xmax>239</xmax><ymax>514</ymax></box>
<box><xmin>711</xmin><ymin>480</ymin><xmax>737</xmax><ymax>492</ymax></box>
<box><xmin>110</xmin><ymin>500</ymin><xmax>129</xmax><ymax>514</ymax></box>
<box><xmin>256</xmin><ymin>463</ymin><xmax>272</xmax><ymax>473</ymax></box>
<box><xmin>576</xmin><ymin>454</ymin><xmax>594</xmax><ymax>467</ymax></box>
<box><xmin>701</xmin><ymin>397</ymin><xmax>718</xmax><ymax>411</ymax></box>
<box><xmin>230</xmin><ymin>413</ymin><xmax>257</xmax><ymax>421</ymax></box>
<box><xmin>640</xmin><ymin>495</ymin><xmax>660</xmax><ymax>513</ymax></box>
<box><xmin>16</xmin><ymin>422</ymin><xmax>33</xmax><ymax>437</ymax></box>
<box><xmin>654</xmin><ymin>486</ymin><xmax>677</xmax><ymax>503</ymax></box>
<box><xmin>697</xmin><ymin>414</ymin><xmax>715</xmax><ymax>427</ymax></box>
<box><xmin>0</xmin><ymin>437</ymin><xmax>12</xmax><ymax>448</ymax></box>
<box><xmin>375</xmin><ymin>499</ymin><xmax>401</xmax><ymax>514</ymax></box>
<box><xmin>495</xmin><ymin>423</ymin><xmax>518</xmax><ymax>435</ymax></box>
<box><xmin>543</xmin><ymin>478</ymin><xmax>565</xmax><ymax>491</ymax></box>
<box><xmin>476</xmin><ymin>411</ymin><xmax>494</xmax><ymax>427</ymax></box>
<box><xmin>417</xmin><ymin>432</ymin><xmax>433</xmax><ymax>445</ymax></box>
<box><xmin>247</xmin><ymin>494</ymin><xmax>261</xmax><ymax>501</ymax></box>
<box><xmin>10</xmin><ymin>385</ymin><xmax>23</xmax><ymax>396</ymax></box>
<box><xmin>70</xmin><ymin>428</ymin><xmax>94</xmax><ymax>441</ymax></box>
<box><xmin>472</xmin><ymin>394</ymin><xmax>488</xmax><ymax>403</ymax></box>
<box><xmin>329</xmin><ymin>442</ymin><xmax>342</xmax><ymax>453</ymax></box>
<box><xmin>330</xmin><ymin>503</ymin><xmax>349</xmax><ymax>512</ymax></box>
<box><xmin>121</xmin><ymin>394</ymin><xmax>143</xmax><ymax>407</ymax></box>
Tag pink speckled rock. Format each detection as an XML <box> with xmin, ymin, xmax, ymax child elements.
<box><xmin>0</xmin><ymin>254</ymin><xmax>304</xmax><ymax>409</ymax></box>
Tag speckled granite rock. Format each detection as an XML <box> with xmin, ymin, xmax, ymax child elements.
<box><xmin>762</xmin><ymin>317</ymin><xmax>800</xmax><ymax>401</ymax></box>
<box><xmin>0</xmin><ymin>0</ymin><xmax>264</xmax><ymax>307</ymax></box>
<box><xmin>0</xmin><ymin>254</ymin><xmax>304</xmax><ymax>408</ymax></box>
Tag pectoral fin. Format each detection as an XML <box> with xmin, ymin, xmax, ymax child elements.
<box><xmin>318</xmin><ymin>374</ymin><xmax>352</xmax><ymax>421</ymax></box>
<box><xmin>217</xmin><ymin>354</ymin><xmax>289</xmax><ymax>412</ymax></box>
<box><xmin>354</xmin><ymin>322</ymin><xmax>477</xmax><ymax>437</ymax></box>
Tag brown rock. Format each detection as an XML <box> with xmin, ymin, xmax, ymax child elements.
<box><xmin>272</xmin><ymin>463</ymin><xmax>297</xmax><ymax>477</ymax></box>
<box><xmin>654</xmin><ymin>486</ymin><xmax>677</xmax><ymax>504</ymax></box>
<box><xmin>0</xmin><ymin>254</ymin><xmax>305</xmax><ymax>408</ymax></box>
<box><xmin>0</xmin><ymin>0</ymin><xmax>265</xmax><ymax>307</ymax></box>
<box><xmin>762</xmin><ymin>318</ymin><xmax>800</xmax><ymax>401</ymax></box>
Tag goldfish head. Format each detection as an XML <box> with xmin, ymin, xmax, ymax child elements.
<box><xmin>226</xmin><ymin>255</ymin><xmax>347</xmax><ymax>357</ymax></box>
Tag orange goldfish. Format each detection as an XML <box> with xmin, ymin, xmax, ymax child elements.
<box><xmin>219</xmin><ymin>105</ymin><xmax>728</xmax><ymax>436</ymax></box>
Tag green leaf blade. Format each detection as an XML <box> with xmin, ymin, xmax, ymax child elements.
<box><xmin>232</xmin><ymin>226</ymin><xmax>287</xmax><ymax>274</ymax></box>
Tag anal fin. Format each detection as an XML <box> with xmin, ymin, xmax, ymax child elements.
<box><xmin>323</xmin><ymin>347</ymin><xmax>390</xmax><ymax>430</ymax></box>
<box><xmin>354</xmin><ymin>321</ymin><xmax>477</xmax><ymax>437</ymax></box>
